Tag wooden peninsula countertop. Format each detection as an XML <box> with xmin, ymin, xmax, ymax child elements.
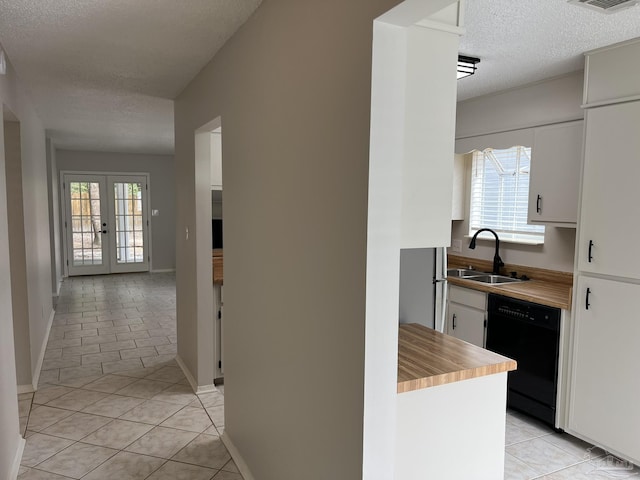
<box><xmin>212</xmin><ymin>249</ymin><xmax>223</xmax><ymax>285</ymax></box>
<box><xmin>397</xmin><ymin>323</ymin><xmax>516</xmax><ymax>394</ymax></box>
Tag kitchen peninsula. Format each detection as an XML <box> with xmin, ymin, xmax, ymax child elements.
<box><xmin>395</xmin><ymin>323</ymin><xmax>516</xmax><ymax>479</ymax></box>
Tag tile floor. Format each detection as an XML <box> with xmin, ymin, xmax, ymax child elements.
<box><xmin>18</xmin><ymin>272</ymin><xmax>639</xmax><ymax>479</ymax></box>
<box><xmin>18</xmin><ymin>272</ymin><xmax>240</xmax><ymax>480</ymax></box>
<box><xmin>504</xmin><ymin>410</ymin><xmax>640</xmax><ymax>479</ymax></box>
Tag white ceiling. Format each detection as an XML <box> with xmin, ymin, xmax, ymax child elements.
<box><xmin>1</xmin><ymin>0</ymin><xmax>639</xmax><ymax>154</ymax></box>
<box><xmin>458</xmin><ymin>0</ymin><xmax>640</xmax><ymax>101</ymax></box>
<box><xmin>0</xmin><ymin>0</ymin><xmax>262</xmax><ymax>154</ymax></box>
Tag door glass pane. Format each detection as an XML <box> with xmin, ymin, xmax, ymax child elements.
<box><xmin>113</xmin><ymin>182</ymin><xmax>144</xmax><ymax>264</ymax></box>
<box><xmin>69</xmin><ymin>181</ymin><xmax>103</xmax><ymax>266</ymax></box>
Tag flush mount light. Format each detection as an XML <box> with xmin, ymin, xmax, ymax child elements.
<box><xmin>457</xmin><ymin>55</ymin><xmax>480</xmax><ymax>79</ymax></box>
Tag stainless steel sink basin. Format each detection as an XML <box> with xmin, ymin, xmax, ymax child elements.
<box><xmin>446</xmin><ymin>268</ymin><xmax>480</xmax><ymax>278</ymax></box>
<box><xmin>465</xmin><ymin>274</ymin><xmax>522</xmax><ymax>284</ymax></box>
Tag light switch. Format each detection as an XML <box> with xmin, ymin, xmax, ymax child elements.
<box><xmin>152</xmin><ymin>209</ymin><xmax>160</xmax><ymax>216</ymax></box>
<box><xmin>452</xmin><ymin>239</ymin><xmax>462</xmax><ymax>253</ymax></box>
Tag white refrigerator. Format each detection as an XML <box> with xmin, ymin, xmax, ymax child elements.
<box><xmin>398</xmin><ymin>247</ymin><xmax>447</xmax><ymax>332</ymax></box>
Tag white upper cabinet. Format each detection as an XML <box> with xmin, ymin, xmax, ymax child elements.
<box><xmin>451</xmin><ymin>154</ymin><xmax>465</xmax><ymax>221</ymax></box>
<box><xmin>399</xmin><ymin>25</ymin><xmax>459</xmax><ymax>249</ymax></box>
<box><xmin>584</xmin><ymin>38</ymin><xmax>640</xmax><ymax>107</ymax></box>
<box><xmin>528</xmin><ymin>121</ymin><xmax>583</xmax><ymax>226</ymax></box>
<box><xmin>578</xmin><ymin>101</ymin><xmax>640</xmax><ymax>279</ymax></box>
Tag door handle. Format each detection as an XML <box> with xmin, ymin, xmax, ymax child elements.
<box><xmin>452</xmin><ymin>314</ymin><xmax>457</xmax><ymax>330</ymax></box>
<box><xmin>536</xmin><ymin>194</ymin><xmax>542</xmax><ymax>214</ymax></box>
<box><xmin>585</xmin><ymin>288</ymin><xmax>591</xmax><ymax>310</ymax></box>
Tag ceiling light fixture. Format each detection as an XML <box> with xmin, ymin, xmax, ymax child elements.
<box><xmin>457</xmin><ymin>55</ymin><xmax>480</xmax><ymax>79</ymax></box>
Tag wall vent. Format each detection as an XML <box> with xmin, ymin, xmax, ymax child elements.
<box><xmin>568</xmin><ymin>0</ymin><xmax>639</xmax><ymax>13</ymax></box>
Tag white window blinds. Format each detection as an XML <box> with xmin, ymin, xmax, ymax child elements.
<box><xmin>470</xmin><ymin>146</ymin><xmax>545</xmax><ymax>244</ymax></box>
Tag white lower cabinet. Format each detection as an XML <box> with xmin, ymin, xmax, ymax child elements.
<box><xmin>446</xmin><ymin>285</ymin><xmax>486</xmax><ymax>348</ymax></box>
<box><xmin>569</xmin><ymin>275</ymin><xmax>640</xmax><ymax>464</ymax></box>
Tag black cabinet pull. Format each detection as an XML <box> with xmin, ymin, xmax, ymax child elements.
<box><xmin>585</xmin><ymin>288</ymin><xmax>591</xmax><ymax>310</ymax></box>
<box><xmin>588</xmin><ymin>240</ymin><xmax>594</xmax><ymax>263</ymax></box>
<box><xmin>452</xmin><ymin>314</ymin><xmax>457</xmax><ymax>330</ymax></box>
<box><xmin>536</xmin><ymin>194</ymin><xmax>542</xmax><ymax>214</ymax></box>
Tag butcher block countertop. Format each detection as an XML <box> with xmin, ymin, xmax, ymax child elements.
<box><xmin>397</xmin><ymin>323</ymin><xmax>517</xmax><ymax>394</ymax></box>
<box><xmin>447</xmin><ymin>277</ymin><xmax>572</xmax><ymax>310</ymax></box>
<box><xmin>447</xmin><ymin>255</ymin><xmax>573</xmax><ymax>310</ymax></box>
<box><xmin>212</xmin><ymin>249</ymin><xmax>223</xmax><ymax>285</ymax></box>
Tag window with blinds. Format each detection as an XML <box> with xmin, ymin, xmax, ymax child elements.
<box><xmin>469</xmin><ymin>146</ymin><xmax>545</xmax><ymax>244</ymax></box>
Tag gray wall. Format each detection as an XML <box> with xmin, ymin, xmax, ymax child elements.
<box><xmin>452</xmin><ymin>71</ymin><xmax>585</xmax><ymax>272</ymax></box>
<box><xmin>56</xmin><ymin>150</ymin><xmax>176</xmax><ymax>271</ymax></box>
<box><xmin>174</xmin><ymin>0</ymin><xmax>402</xmax><ymax>478</ymax></box>
<box><xmin>4</xmin><ymin>120</ymin><xmax>31</xmax><ymax>386</ymax></box>
<box><xmin>0</xmin><ymin>106</ymin><xmax>21</xmax><ymax>480</ymax></box>
<box><xmin>0</xmin><ymin>46</ymin><xmax>50</xmax><ymax>477</ymax></box>
<box><xmin>46</xmin><ymin>139</ymin><xmax>62</xmax><ymax>296</ymax></box>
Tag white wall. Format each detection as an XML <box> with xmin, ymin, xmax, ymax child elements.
<box><xmin>56</xmin><ymin>150</ymin><xmax>176</xmax><ymax>271</ymax></box>
<box><xmin>452</xmin><ymin>72</ymin><xmax>585</xmax><ymax>272</ymax></box>
<box><xmin>456</xmin><ymin>71</ymin><xmax>584</xmax><ymax>138</ymax></box>
<box><xmin>0</xmin><ymin>46</ymin><xmax>48</xmax><ymax>478</ymax></box>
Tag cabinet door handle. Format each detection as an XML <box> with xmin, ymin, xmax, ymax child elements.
<box><xmin>588</xmin><ymin>240</ymin><xmax>594</xmax><ymax>263</ymax></box>
<box><xmin>452</xmin><ymin>314</ymin><xmax>457</xmax><ymax>330</ymax></box>
<box><xmin>585</xmin><ymin>288</ymin><xmax>591</xmax><ymax>310</ymax></box>
<box><xmin>536</xmin><ymin>194</ymin><xmax>542</xmax><ymax>214</ymax></box>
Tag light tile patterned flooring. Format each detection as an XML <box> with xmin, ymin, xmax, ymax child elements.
<box><xmin>18</xmin><ymin>272</ymin><xmax>240</xmax><ymax>480</ymax></box>
<box><xmin>505</xmin><ymin>409</ymin><xmax>640</xmax><ymax>479</ymax></box>
<box><xmin>19</xmin><ymin>273</ymin><xmax>640</xmax><ymax>479</ymax></box>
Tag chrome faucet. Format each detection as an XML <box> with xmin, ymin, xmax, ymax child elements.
<box><xmin>469</xmin><ymin>228</ymin><xmax>504</xmax><ymax>275</ymax></box>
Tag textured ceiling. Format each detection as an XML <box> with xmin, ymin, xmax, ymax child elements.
<box><xmin>1</xmin><ymin>0</ymin><xmax>640</xmax><ymax>153</ymax></box>
<box><xmin>458</xmin><ymin>0</ymin><xmax>640</xmax><ymax>101</ymax></box>
<box><xmin>0</xmin><ymin>0</ymin><xmax>262</xmax><ymax>154</ymax></box>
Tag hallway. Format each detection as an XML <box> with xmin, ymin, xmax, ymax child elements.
<box><xmin>17</xmin><ymin>273</ymin><xmax>239</xmax><ymax>479</ymax></box>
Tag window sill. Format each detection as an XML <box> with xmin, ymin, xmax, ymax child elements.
<box><xmin>464</xmin><ymin>235</ymin><xmax>544</xmax><ymax>246</ymax></box>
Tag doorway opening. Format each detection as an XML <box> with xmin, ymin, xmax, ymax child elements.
<box><xmin>61</xmin><ymin>172</ymin><xmax>151</xmax><ymax>276</ymax></box>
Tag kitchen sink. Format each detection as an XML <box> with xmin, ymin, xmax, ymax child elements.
<box><xmin>465</xmin><ymin>274</ymin><xmax>522</xmax><ymax>284</ymax></box>
<box><xmin>446</xmin><ymin>268</ymin><xmax>480</xmax><ymax>278</ymax></box>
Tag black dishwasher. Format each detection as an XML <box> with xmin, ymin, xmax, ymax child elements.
<box><xmin>486</xmin><ymin>294</ymin><xmax>561</xmax><ymax>427</ymax></box>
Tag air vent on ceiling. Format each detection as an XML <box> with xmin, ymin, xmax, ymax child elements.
<box><xmin>568</xmin><ymin>0</ymin><xmax>639</xmax><ymax>13</ymax></box>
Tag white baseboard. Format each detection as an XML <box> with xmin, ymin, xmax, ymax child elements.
<box><xmin>195</xmin><ymin>384</ymin><xmax>217</xmax><ymax>395</ymax></box>
<box><xmin>31</xmin><ymin>308</ymin><xmax>55</xmax><ymax>390</ymax></box>
<box><xmin>150</xmin><ymin>268</ymin><xmax>176</xmax><ymax>273</ymax></box>
<box><xmin>9</xmin><ymin>436</ymin><xmax>25</xmax><ymax>480</ymax></box>
<box><xmin>17</xmin><ymin>384</ymin><xmax>34</xmax><ymax>394</ymax></box>
<box><xmin>175</xmin><ymin>354</ymin><xmax>216</xmax><ymax>395</ymax></box>
<box><xmin>221</xmin><ymin>432</ymin><xmax>255</xmax><ymax>480</ymax></box>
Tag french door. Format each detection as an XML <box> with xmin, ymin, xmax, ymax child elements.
<box><xmin>63</xmin><ymin>173</ymin><xmax>149</xmax><ymax>276</ymax></box>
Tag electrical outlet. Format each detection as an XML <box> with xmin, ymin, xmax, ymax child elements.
<box><xmin>451</xmin><ymin>239</ymin><xmax>462</xmax><ymax>253</ymax></box>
